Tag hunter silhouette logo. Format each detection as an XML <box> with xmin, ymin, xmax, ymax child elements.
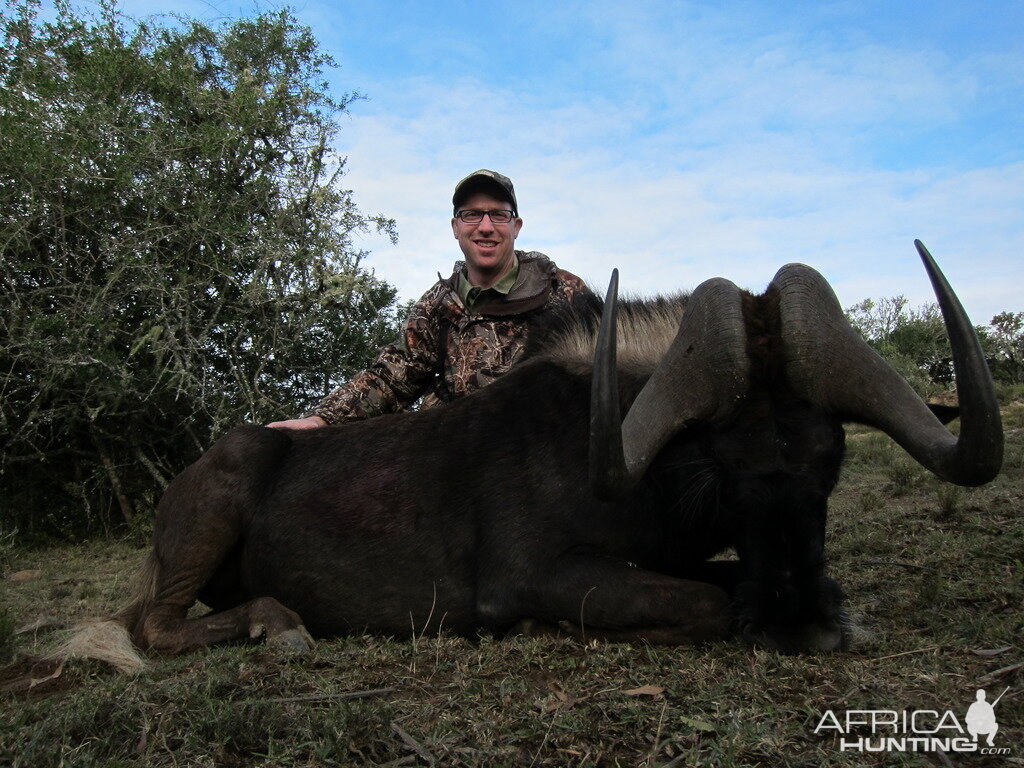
<box><xmin>814</xmin><ymin>687</ymin><xmax>1012</xmax><ymax>755</ymax></box>
<box><xmin>965</xmin><ymin>687</ymin><xmax>1007</xmax><ymax>747</ymax></box>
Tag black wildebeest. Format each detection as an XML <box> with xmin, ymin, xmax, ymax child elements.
<box><xmin>80</xmin><ymin>242</ymin><xmax>1002</xmax><ymax>668</ymax></box>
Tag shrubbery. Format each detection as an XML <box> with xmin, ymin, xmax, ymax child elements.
<box><xmin>1</xmin><ymin>1</ymin><xmax>401</xmax><ymax>539</ymax></box>
<box><xmin>845</xmin><ymin>297</ymin><xmax>1024</xmax><ymax>401</ymax></box>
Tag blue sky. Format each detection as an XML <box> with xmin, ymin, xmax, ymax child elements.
<box><xmin>56</xmin><ymin>0</ymin><xmax>1024</xmax><ymax>322</ymax></box>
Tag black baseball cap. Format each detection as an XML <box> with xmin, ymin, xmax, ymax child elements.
<box><xmin>452</xmin><ymin>169</ymin><xmax>518</xmax><ymax>214</ymax></box>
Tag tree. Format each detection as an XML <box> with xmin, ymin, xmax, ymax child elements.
<box><xmin>845</xmin><ymin>295</ymin><xmax>1024</xmax><ymax>397</ymax></box>
<box><xmin>988</xmin><ymin>311</ymin><xmax>1024</xmax><ymax>384</ymax></box>
<box><xmin>844</xmin><ymin>296</ymin><xmax>952</xmax><ymax>396</ymax></box>
<box><xmin>844</xmin><ymin>296</ymin><xmax>910</xmax><ymax>343</ymax></box>
<box><xmin>0</xmin><ymin>0</ymin><xmax>401</xmax><ymax>538</ymax></box>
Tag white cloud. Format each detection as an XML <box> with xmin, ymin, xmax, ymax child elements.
<box><xmin>341</xmin><ymin>67</ymin><xmax>1022</xmax><ymax>326</ymax></box>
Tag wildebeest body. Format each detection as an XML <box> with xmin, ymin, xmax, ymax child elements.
<box><xmin>163</xmin><ymin>334</ymin><xmax>847</xmax><ymax>646</ymax></box>
<box><xmin>191</xmin><ymin>360</ymin><xmax>728</xmax><ymax>637</ymax></box>
<box><xmin>108</xmin><ymin>245</ymin><xmax>1000</xmax><ymax>659</ymax></box>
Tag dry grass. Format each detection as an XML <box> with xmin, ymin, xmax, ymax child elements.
<box><xmin>2</xmin><ymin>421</ymin><xmax>1022</xmax><ymax>767</ymax></box>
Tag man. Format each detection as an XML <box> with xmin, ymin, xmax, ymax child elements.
<box><xmin>268</xmin><ymin>169</ymin><xmax>588</xmax><ymax>429</ymax></box>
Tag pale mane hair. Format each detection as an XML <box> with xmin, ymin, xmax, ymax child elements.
<box><xmin>543</xmin><ymin>293</ymin><xmax>689</xmax><ymax>371</ymax></box>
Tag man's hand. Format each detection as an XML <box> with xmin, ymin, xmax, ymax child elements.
<box><xmin>265</xmin><ymin>416</ymin><xmax>327</xmax><ymax>430</ymax></box>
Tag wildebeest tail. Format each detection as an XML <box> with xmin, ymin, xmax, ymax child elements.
<box><xmin>47</xmin><ymin>550</ymin><xmax>159</xmax><ymax>674</ymax></box>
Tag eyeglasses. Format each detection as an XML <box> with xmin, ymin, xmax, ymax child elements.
<box><xmin>454</xmin><ymin>209</ymin><xmax>517</xmax><ymax>224</ymax></box>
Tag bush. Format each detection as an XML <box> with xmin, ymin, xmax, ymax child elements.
<box><xmin>0</xmin><ymin>1</ymin><xmax>401</xmax><ymax>539</ymax></box>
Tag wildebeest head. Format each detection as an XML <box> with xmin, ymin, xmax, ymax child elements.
<box><xmin>577</xmin><ymin>241</ymin><xmax>1002</xmax><ymax>650</ymax></box>
<box><xmin>590</xmin><ymin>240</ymin><xmax>1003</xmax><ymax>500</ymax></box>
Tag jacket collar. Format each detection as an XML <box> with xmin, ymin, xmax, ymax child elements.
<box><xmin>445</xmin><ymin>251</ymin><xmax>553</xmax><ymax>317</ymax></box>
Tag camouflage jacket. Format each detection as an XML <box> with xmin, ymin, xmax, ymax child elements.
<box><xmin>311</xmin><ymin>251</ymin><xmax>589</xmax><ymax>424</ymax></box>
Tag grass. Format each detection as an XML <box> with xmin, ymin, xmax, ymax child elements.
<box><xmin>2</xmin><ymin>421</ymin><xmax>1022</xmax><ymax>767</ymax></box>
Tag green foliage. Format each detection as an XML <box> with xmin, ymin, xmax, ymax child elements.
<box><xmin>844</xmin><ymin>296</ymin><xmax>951</xmax><ymax>398</ymax></box>
<box><xmin>0</xmin><ymin>0</ymin><xmax>401</xmax><ymax>539</ymax></box>
<box><xmin>932</xmin><ymin>481</ymin><xmax>963</xmax><ymax>521</ymax></box>
<box><xmin>996</xmin><ymin>382</ymin><xmax>1024</xmax><ymax>406</ymax></box>
<box><xmin>845</xmin><ymin>297</ymin><xmax>1024</xmax><ymax>398</ymax></box>
<box><xmin>0</xmin><ymin>526</ymin><xmax>15</xmax><ymax>575</ymax></box>
<box><xmin>988</xmin><ymin>310</ymin><xmax>1024</xmax><ymax>384</ymax></box>
<box><xmin>884</xmin><ymin>457</ymin><xmax>923</xmax><ymax>496</ymax></box>
<box><xmin>856</xmin><ymin>489</ymin><xmax>880</xmax><ymax>514</ymax></box>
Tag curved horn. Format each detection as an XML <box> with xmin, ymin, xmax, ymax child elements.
<box><xmin>773</xmin><ymin>242</ymin><xmax>1002</xmax><ymax>486</ymax></box>
<box><xmin>590</xmin><ymin>271</ymin><xmax>750</xmax><ymax>500</ymax></box>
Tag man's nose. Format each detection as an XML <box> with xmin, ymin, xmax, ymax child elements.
<box><xmin>476</xmin><ymin>213</ymin><xmax>497</xmax><ymax>230</ymax></box>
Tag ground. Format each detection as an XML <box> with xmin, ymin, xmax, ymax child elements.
<box><xmin>1</xmin><ymin>405</ymin><xmax>1022</xmax><ymax>767</ymax></box>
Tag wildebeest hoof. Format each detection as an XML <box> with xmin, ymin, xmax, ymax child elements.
<box><xmin>734</xmin><ymin>576</ymin><xmax>849</xmax><ymax>652</ymax></box>
<box><xmin>268</xmin><ymin>626</ymin><xmax>315</xmax><ymax>652</ymax></box>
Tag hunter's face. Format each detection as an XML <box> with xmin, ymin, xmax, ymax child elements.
<box><xmin>452</xmin><ymin>192</ymin><xmax>522</xmax><ymax>287</ymax></box>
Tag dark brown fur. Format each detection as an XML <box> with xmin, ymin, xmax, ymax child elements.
<box><xmin>96</xmin><ymin>287</ymin><xmax>861</xmax><ymax>659</ymax></box>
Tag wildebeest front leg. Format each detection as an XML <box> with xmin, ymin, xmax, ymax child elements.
<box><xmin>732</xmin><ymin>499</ymin><xmax>848</xmax><ymax>652</ymax></box>
<box><xmin>506</xmin><ymin>555</ymin><xmax>732</xmax><ymax>644</ymax></box>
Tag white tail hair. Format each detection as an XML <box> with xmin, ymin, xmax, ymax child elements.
<box><xmin>47</xmin><ymin>550</ymin><xmax>159</xmax><ymax>674</ymax></box>
<box><xmin>48</xmin><ymin>619</ymin><xmax>146</xmax><ymax>674</ymax></box>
